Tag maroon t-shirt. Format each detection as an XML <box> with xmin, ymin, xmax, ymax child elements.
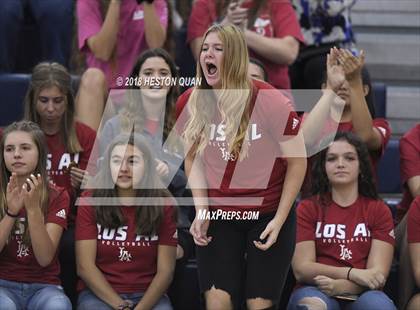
<box><xmin>75</xmin><ymin>193</ymin><xmax>177</xmax><ymax>293</ymax></box>
<box><xmin>46</xmin><ymin>122</ymin><xmax>96</xmax><ymax>203</ymax></box>
<box><xmin>0</xmin><ymin>185</ymin><xmax>70</xmax><ymax>284</ymax></box>
<box><xmin>296</xmin><ymin>195</ymin><xmax>395</xmax><ymax>269</ymax></box>
<box><xmin>399</xmin><ymin>124</ymin><xmax>420</xmax><ymax>215</ymax></box>
<box><xmin>407</xmin><ymin>196</ymin><xmax>420</xmax><ymax>243</ymax></box>
<box><xmin>176</xmin><ymin>79</ymin><xmax>301</xmax><ymax>213</ymax></box>
<box><xmin>187</xmin><ymin>0</ymin><xmax>304</xmax><ymax>89</ymax></box>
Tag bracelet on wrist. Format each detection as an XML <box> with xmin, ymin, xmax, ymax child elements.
<box><xmin>5</xmin><ymin>207</ymin><xmax>19</xmax><ymax>218</ymax></box>
<box><xmin>347</xmin><ymin>267</ymin><xmax>353</xmax><ymax>280</ymax></box>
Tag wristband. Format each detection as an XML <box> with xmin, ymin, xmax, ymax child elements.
<box><xmin>347</xmin><ymin>267</ymin><xmax>353</xmax><ymax>280</ymax></box>
<box><xmin>5</xmin><ymin>207</ymin><xmax>19</xmax><ymax>218</ymax></box>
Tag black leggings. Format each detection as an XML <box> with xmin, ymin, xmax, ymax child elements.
<box><xmin>196</xmin><ymin>207</ymin><xmax>296</xmax><ymax>309</ymax></box>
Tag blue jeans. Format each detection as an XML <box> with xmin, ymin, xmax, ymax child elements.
<box><xmin>0</xmin><ymin>278</ymin><xmax>72</xmax><ymax>310</ymax></box>
<box><xmin>0</xmin><ymin>0</ymin><xmax>73</xmax><ymax>72</ymax></box>
<box><xmin>287</xmin><ymin>286</ymin><xmax>396</xmax><ymax>310</ymax></box>
<box><xmin>77</xmin><ymin>289</ymin><xmax>173</xmax><ymax>310</ymax></box>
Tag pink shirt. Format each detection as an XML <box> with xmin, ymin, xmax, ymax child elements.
<box><xmin>77</xmin><ymin>0</ymin><xmax>168</xmax><ymax>88</ymax></box>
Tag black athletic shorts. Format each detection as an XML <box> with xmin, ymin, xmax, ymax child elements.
<box><xmin>196</xmin><ymin>206</ymin><xmax>296</xmax><ymax>308</ymax></box>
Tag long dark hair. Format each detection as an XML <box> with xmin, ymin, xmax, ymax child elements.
<box><xmin>311</xmin><ymin>131</ymin><xmax>378</xmax><ymax>204</ymax></box>
<box><xmin>93</xmin><ymin>133</ymin><xmax>172</xmax><ymax>236</ymax></box>
<box><xmin>120</xmin><ymin>48</ymin><xmax>179</xmax><ymax>143</ymax></box>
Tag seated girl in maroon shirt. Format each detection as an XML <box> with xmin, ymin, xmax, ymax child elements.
<box><xmin>407</xmin><ymin>196</ymin><xmax>420</xmax><ymax>310</ymax></box>
<box><xmin>23</xmin><ymin>62</ymin><xmax>97</xmax><ymax>216</ymax></box>
<box><xmin>288</xmin><ymin>131</ymin><xmax>396</xmax><ymax>310</ymax></box>
<box><xmin>76</xmin><ymin>133</ymin><xmax>177</xmax><ymax>310</ymax></box>
<box><xmin>0</xmin><ymin>121</ymin><xmax>71</xmax><ymax>309</ymax></box>
<box><xmin>23</xmin><ymin>62</ymin><xmax>97</xmax><ymax>303</ymax></box>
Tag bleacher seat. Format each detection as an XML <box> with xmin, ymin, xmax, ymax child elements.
<box><xmin>377</xmin><ymin>139</ymin><xmax>401</xmax><ymax>194</ymax></box>
<box><xmin>0</xmin><ymin>74</ymin><xmax>81</xmax><ymax>127</ymax></box>
<box><xmin>0</xmin><ymin>74</ymin><xmax>31</xmax><ymax>126</ymax></box>
<box><xmin>372</xmin><ymin>82</ymin><xmax>386</xmax><ymax>118</ymax></box>
<box><xmin>174</xmin><ymin>26</ymin><xmax>196</xmax><ymax>93</ymax></box>
<box><xmin>377</xmin><ymin>139</ymin><xmax>402</xmax><ymax>219</ymax></box>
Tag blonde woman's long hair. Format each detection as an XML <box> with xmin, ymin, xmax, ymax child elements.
<box><xmin>182</xmin><ymin>24</ymin><xmax>252</xmax><ymax>159</ymax></box>
<box><xmin>23</xmin><ymin>62</ymin><xmax>82</xmax><ymax>154</ymax></box>
<box><xmin>0</xmin><ymin>121</ymin><xmax>50</xmax><ymax>246</ymax></box>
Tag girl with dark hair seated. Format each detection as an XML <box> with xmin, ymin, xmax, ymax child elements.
<box><xmin>76</xmin><ymin>133</ymin><xmax>177</xmax><ymax>310</ymax></box>
<box><xmin>288</xmin><ymin>132</ymin><xmax>396</xmax><ymax>310</ymax></box>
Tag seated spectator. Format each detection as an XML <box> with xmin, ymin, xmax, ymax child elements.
<box><xmin>396</xmin><ymin>123</ymin><xmax>420</xmax><ymax>308</ymax></box>
<box><xmin>76</xmin><ymin>133</ymin><xmax>177</xmax><ymax>310</ymax></box>
<box><xmin>75</xmin><ymin>0</ymin><xmax>169</xmax><ymax>131</ymax></box>
<box><xmin>290</xmin><ymin>0</ymin><xmax>358</xmax><ymax>90</ymax></box>
<box><xmin>0</xmin><ymin>0</ymin><xmax>73</xmax><ymax>72</ymax></box>
<box><xmin>23</xmin><ymin>62</ymin><xmax>96</xmax><ymax>215</ymax></box>
<box><xmin>248</xmin><ymin>57</ymin><xmax>268</xmax><ymax>82</ymax></box>
<box><xmin>100</xmin><ymin>47</ymin><xmax>191</xmax><ymax>262</ymax></box>
<box><xmin>23</xmin><ymin>62</ymin><xmax>97</xmax><ymax>303</ymax></box>
<box><xmin>0</xmin><ymin>121</ymin><xmax>71</xmax><ymax>309</ymax></box>
<box><xmin>188</xmin><ymin>0</ymin><xmax>303</xmax><ymax>89</ymax></box>
<box><xmin>398</xmin><ymin>123</ymin><xmax>420</xmax><ymax>221</ymax></box>
<box><xmin>407</xmin><ymin>196</ymin><xmax>420</xmax><ymax>310</ymax></box>
<box><xmin>288</xmin><ymin>131</ymin><xmax>396</xmax><ymax>310</ymax></box>
<box><xmin>100</xmin><ymin>48</ymin><xmax>186</xmax><ymax>197</ymax></box>
<box><xmin>301</xmin><ymin>48</ymin><xmax>390</xmax><ymax>197</ymax></box>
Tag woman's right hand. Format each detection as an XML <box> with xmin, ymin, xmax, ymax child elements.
<box><xmin>6</xmin><ymin>172</ymin><xmax>24</xmax><ymax>214</ymax></box>
<box><xmin>349</xmin><ymin>268</ymin><xmax>386</xmax><ymax>290</ymax></box>
<box><xmin>189</xmin><ymin>214</ymin><xmax>212</xmax><ymax>246</ymax></box>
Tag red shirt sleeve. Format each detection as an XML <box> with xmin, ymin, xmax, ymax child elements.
<box><xmin>372</xmin><ymin>118</ymin><xmax>391</xmax><ymax>156</ymax></box>
<box><xmin>253</xmin><ymin>81</ymin><xmax>300</xmax><ymax>142</ymax></box>
<box><xmin>77</xmin><ymin>0</ymin><xmax>102</xmax><ymax>52</ymax></box>
<box><xmin>369</xmin><ymin>200</ymin><xmax>395</xmax><ymax>246</ymax></box>
<box><xmin>187</xmin><ymin>0</ymin><xmax>216</xmax><ymax>43</ymax></box>
<box><xmin>76</xmin><ymin>122</ymin><xmax>98</xmax><ymax>175</ymax></box>
<box><xmin>400</xmin><ymin>124</ymin><xmax>420</xmax><ymax>184</ymax></box>
<box><xmin>46</xmin><ymin>186</ymin><xmax>70</xmax><ymax>229</ymax></box>
<box><xmin>158</xmin><ymin>206</ymin><xmax>177</xmax><ymax>247</ymax></box>
<box><xmin>75</xmin><ymin>192</ymin><xmax>98</xmax><ymax>240</ymax></box>
<box><xmin>407</xmin><ymin>196</ymin><xmax>420</xmax><ymax>243</ymax></box>
<box><xmin>271</xmin><ymin>0</ymin><xmax>304</xmax><ymax>43</ymax></box>
<box><xmin>296</xmin><ymin>199</ymin><xmax>318</xmax><ymax>243</ymax></box>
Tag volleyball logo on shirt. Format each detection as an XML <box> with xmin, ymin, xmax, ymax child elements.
<box><xmin>16</xmin><ymin>240</ymin><xmax>30</xmax><ymax>258</ymax></box>
<box><xmin>339</xmin><ymin>244</ymin><xmax>353</xmax><ymax>261</ymax></box>
<box><xmin>118</xmin><ymin>246</ymin><xmax>133</xmax><ymax>262</ymax></box>
<box><xmin>253</xmin><ymin>17</ymin><xmax>273</xmax><ymax>37</ymax></box>
<box><xmin>209</xmin><ymin>123</ymin><xmax>262</xmax><ymax>161</ymax></box>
